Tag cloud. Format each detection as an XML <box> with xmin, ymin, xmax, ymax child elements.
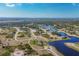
<box><xmin>5</xmin><ymin>3</ymin><xmax>22</xmax><ymax>7</ymax></box>
<box><xmin>5</xmin><ymin>3</ymin><xmax>15</xmax><ymax>7</ymax></box>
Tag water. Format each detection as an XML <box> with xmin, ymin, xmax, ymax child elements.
<box><xmin>48</xmin><ymin>32</ymin><xmax>79</xmax><ymax>56</ymax></box>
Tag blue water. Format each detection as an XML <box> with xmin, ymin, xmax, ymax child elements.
<box><xmin>48</xmin><ymin>32</ymin><xmax>79</xmax><ymax>56</ymax></box>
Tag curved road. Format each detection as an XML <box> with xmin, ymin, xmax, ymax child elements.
<box><xmin>13</xmin><ymin>27</ymin><xmax>21</xmax><ymax>41</ymax></box>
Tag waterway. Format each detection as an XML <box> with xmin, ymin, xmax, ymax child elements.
<box><xmin>48</xmin><ymin>32</ymin><xmax>79</xmax><ymax>56</ymax></box>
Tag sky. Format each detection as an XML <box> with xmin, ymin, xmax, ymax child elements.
<box><xmin>0</xmin><ymin>3</ymin><xmax>79</xmax><ymax>18</ymax></box>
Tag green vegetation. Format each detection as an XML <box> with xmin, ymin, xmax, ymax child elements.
<box><xmin>20</xmin><ymin>28</ymin><xmax>31</xmax><ymax>37</ymax></box>
<box><xmin>1</xmin><ymin>46</ymin><xmax>14</xmax><ymax>56</ymax></box>
<box><xmin>9</xmin><ymin>28</ymin><xmax>16</xmax><ymax>33</ymax></box>
<box><xmin>34</xmin><ymin>29</ymin><xmax>44</xmax><ymax>36</ymax></box>
<box><xmin>29</xmin><ymin>24</ymin><xmax>39</xmax><ymax>29</ymax></box>
<box><xmin>25</xmin><ymin>29</ymin><xmax>31</xmax><ymax>37</ymax></box>
<box><xmin>1</xmin><ymin>50</ymin><xmax>11</xmax><ymax>56</ymax></box>
<box><xmin>6</xmin><ymin>34</ymin><xmax>14</xmax><ymax>38</ymax></box>
<box><xmin>34</xmin><ymin>32</ymin><xmax>40</xmax><ymax>36</ymax></box>
<box><xmin>0</xmin><ymin>32</ymin><xmax>7</xmax><ymax>35</ymax></box>
<box><xmin>42</xmin><ymin>34</ymin><xmax>50</xmax><ymax>38</ymax></box>
<box><xmin>48</xmin><ymin>40</ymin><xmax>56</xmax><ymax>42</ymax></box>
<box><xmin>17</xmin><ymin>44</ymin><xmax>38</xmax><ymax>55</ymax></box>
<box><xmin>1</xmin><ymin>44</ymin><xmax>38</xmax><ymax>56</ymax></box>
<box><xmin>18</xmin><ymin>32</ymin><xmax>25</xmax><ymax>37</ymax></box>
<box><xmin>17</xmin><ymin>44</ymin><xmax>31</xmax><ymax>50</ymax></box>
<box><xmin>40</xmin><ymin>53</ymin><xmax>53</xmax><ymax>56</ymax></box>
<box><xmin>75</xmin><ymin>43</ymin><xmax>79</xmax><ymax>46</ymax></box>
<box><xmin>30</xmin><ymin>40</ymin><xmax>47</xmax><ymax>47</ymax></box>
<box><xmin>30</xmin><ymin>40</ymin><xmax>38</xmax><ymax>45</ymax></box>
<box><xmin>62</xmin><ymin>37</ymin><xmax>70</xmax><ymax>40</ymax></box>
<box><xmin>2</xmin><ymin>46</ymin><xmax>14</xmax><ymax>52</ymax></box>
<box><xmin>52</xmin><ymin>32</ymin><xmax>58</xmax><ymax>35</ymax></box>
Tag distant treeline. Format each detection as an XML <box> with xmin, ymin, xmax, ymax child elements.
<box><xmin>0</xmin><ymin>18</ymin><xmax>79</xmax><ymax>27</ymax></box>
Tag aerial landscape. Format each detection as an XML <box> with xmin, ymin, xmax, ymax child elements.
<box><xmin>0</xmin><ymin>3</ymin><xmax>79</xmax><ymax>56</ymax></box>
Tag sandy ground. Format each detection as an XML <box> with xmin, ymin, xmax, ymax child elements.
<box><xmin>47</xmin><ymin>46</ymin><xmax>63</xmax><ymax>56</ymax></box>
<box><xmin>64</xmin><ymin>43</ymin><xmax>79</xmax><ymax>52</ymax></box>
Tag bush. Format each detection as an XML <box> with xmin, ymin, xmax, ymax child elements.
<box><xmin>1</xmin><ymin>50</ymin><xmax>11</xmax><ymax>56</ymax></box>
<box><xmin>6</xmin><ymin>34</ymin><xmax>13</xmax><ymax>38</ymax></box>
<box><xmin>30</xmin><ymin>40</ymin><xmax>38</xmax><ymax>45</ymax></box>
<box><xmin>42</xmin><ymin>34</ymin><xmax>50</xmax><ymax>38</ymax></box>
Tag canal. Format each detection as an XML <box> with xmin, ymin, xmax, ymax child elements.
<box><xmin>48</xmin><ymin>32</ymin><xmax>79</xmax><ymax>56</ymax></box>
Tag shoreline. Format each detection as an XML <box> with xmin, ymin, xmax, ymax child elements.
<box><xmin>64</xmin><ymin>43</ymin><xmax>79</xmax><ymax>52</ymax></box>
<box><xmin>58</xmin><ymin>31</ymin><xmax>79</xmax><ymax>38</ymax></box>
<box><xmin>47</xmin><ymin>45</ymin><xmax>63</xmax><ymax>56</ymax></box>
